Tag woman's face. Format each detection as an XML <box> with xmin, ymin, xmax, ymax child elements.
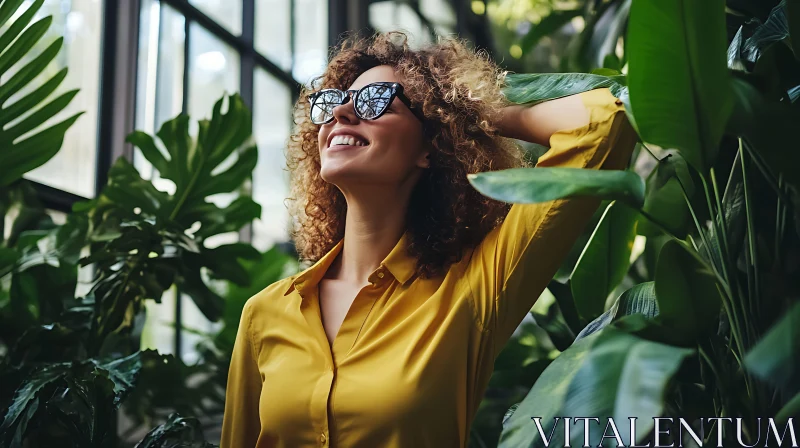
<box><xmin>317</xmin><ymin>65</ymin><xmax>430</xmax><ymax>189</ymax></box>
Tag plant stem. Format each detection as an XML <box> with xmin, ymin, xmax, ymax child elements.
<box><xmin>739</xmin><ymin>142</ymin><xmax>761</xmax><ymax>335</ymax></box>
<box><xmin>678</xmin><ymin>184</ymin><xmax>715</xmax><ymax>268</ymax></box>
<box><xmin>641</xmin><ymin>142</ymin><xmax>661</xmax><ymax>160</ymax></box>
<box><xmin>774</xmin><ymin>175</ymin><xmax>786</xmax><ymax>270</ymax></box>
<box><xmin>703</xmin><ymin>171</ymin><xmax>753</xmax><ymax>351</ymax></box>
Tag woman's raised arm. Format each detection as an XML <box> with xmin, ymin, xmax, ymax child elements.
<box><xmin>464</xmin><ymin>87</ymin><xmax>638</xmax><ymax>357</ymax></box>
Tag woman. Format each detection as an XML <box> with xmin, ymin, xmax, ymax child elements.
<box><xmin>221</xmin><ymin>31</ymin><xmax>637</xmax><ymax>447</ymax></box>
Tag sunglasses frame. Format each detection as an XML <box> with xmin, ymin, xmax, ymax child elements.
<box><xmin>308</xmin><ymin>82</ymin><xmax>424</xmax><ymax>125</ymax></box>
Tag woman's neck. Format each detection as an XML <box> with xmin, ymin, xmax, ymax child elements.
<box><xmin>327</xmin><ymin>185</ymin><xmax>411</xmax><ymax>285</ymax></box>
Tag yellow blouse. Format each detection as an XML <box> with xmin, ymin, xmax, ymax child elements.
<box><xmin>220</xmin><ymin>87</ymin><xmax>638</xmax><ymax>448</ymax></box>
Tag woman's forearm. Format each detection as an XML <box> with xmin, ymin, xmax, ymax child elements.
<box><xmin>495</xmin><ymin>94</ymin><xmax>591</xmax><ymax>147</ymax></box>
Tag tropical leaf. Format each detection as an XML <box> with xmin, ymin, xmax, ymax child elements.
<box><xmin>627</xmin><ymin>0</ymin><xmax>733</xmax><ymax>171</ymax></box>
<box><xmin>570</xmin><ymin>201</ymin><xmax>639</xmax><ymax>322</ymax></box>
<box><xmin>503</xmin><ymin>72</ymin><xmax>627</xmax><ymax>106</ymax></box>
<box><xmin>0</xmin><ymin>0</ymin><xmax>82</xmax><ymax>187</ymax></box>
<box><xmin>123</xmin><ymin>94</ymin><xmax>259</xmax><ymax>232</ymax></box>
<box><xmin>499</xmin><ymin>333</ymin><xmax>599</xmax><ymax>448</ymax></box>
<box><xmin>559</xmin><ymin>328</ymin><xmax>693</xmax><ymax>447</ymax></box>
<box><xmin>637</xmin><ymin>151</ymin><xmax>694</xmax><ymax>238</ymax></box>
<box><xmin>654</xmin><ymin>240</ymin><xmax>722</xmax><ymax>341</ymax></box>
<box><xmin>468</xmin><ymin>167</ymin><xmax>645</xmax><ymax>207</ymax></box>
<box><xmin>88</xmin><ymin>94</ymin><xmax>262</xmax><ymax>327</ymax></box>
<box><xmin>499</xmin><ymin>327</ymin><xmax>692</xmax><ymax>447</ymax></box>
<box><xmin>574</xmin><ymin>281</ymin><xmax>659</xmax><ymax>341</ymax></box>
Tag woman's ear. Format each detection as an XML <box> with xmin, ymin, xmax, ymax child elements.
<box><xmin>417</xmin><ymin>152</ymin><xmax>431</xmax><ymax>169</ymax></box>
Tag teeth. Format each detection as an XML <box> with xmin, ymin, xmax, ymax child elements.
<box><xmin>330</xmin><ymin>135</ymin><xmax>367</xmax><ymax>147</ymax></box>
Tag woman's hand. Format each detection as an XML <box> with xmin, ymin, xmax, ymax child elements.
<box><xmin>494</xmin><ymin>94</ymin><xmax>592</xmax><ymax>147</ymax></box>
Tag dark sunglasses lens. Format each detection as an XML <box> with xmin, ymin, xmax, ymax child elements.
<box><xmin>355</xmin><ymin>84</ymin><xmax>393</xmax><ymax>119</ymax></box>
<box><xmin>311</xmin><ymin>90</ymin><xmax>344</xmax><ymax>123</ymax></box>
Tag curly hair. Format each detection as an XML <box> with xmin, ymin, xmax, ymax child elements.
<box><xmin>286</xmin><ymin>31</ymin><xmax>530</xmax><ymax>279</ymax></box>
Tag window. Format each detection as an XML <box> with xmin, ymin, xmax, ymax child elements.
<box><xmin>133</xmin><ymin>0</ymin><xmax>328</xmax><ymax>363</ymax></box>
<box><xmin>19</xmin><ymin>0</ymin><xmax>103</xmax><ymax>198</ymax></box>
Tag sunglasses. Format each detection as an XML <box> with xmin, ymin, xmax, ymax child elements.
<box><xmin>308</xmin><ymin>82</ymin><xmax>424</xmax><ymax>125</ymax></box>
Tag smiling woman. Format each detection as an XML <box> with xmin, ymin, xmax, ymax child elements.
<box><xmin>220</xmin><ymin>31</ymin><xmax>637</xmax><ymax>448</ymax></box>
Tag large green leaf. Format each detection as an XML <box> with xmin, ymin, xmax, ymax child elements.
<box><xmin>570</xmin><ymin>201</ymin><xmax>638</xmax><ymax>322</ymax></box>
<box><xmin>575</xmin><ymin>281</ymin><xmax>659</xmax><ymax>341</ymax></box>
<box><xmin>499</xmin><ymin>328</ymin><xmax>692</xmax><ymax>447</ymax></box>
<box><xmin>124</xmin><ymin>94</ymin><xmax>259</xmax><ymax>230</ymax></box>
<box><xmin>560</xmin><ymin>328</ymin><xmax>694</xmax><ymax>447</ymax></box>
<box><xmin>93</xmin><ymin>94</ymin><xmax>262</xmax><ymax>323</ymax></box>
<box><xmin>503</xmin><ymin>73</ymin><xmax>628</xmax><ymax>106</ymax></box>
<box><xmin>499</xmin><ymin>333</ymin><xmax>599</xmax><ymax>448</ymax></box>
<box><xmin>654</xmin><ymin>240</ymin><xmax>722</xmax><ymax>340</ymax></box>
<box><xmin>0</xmin><ymin>0</ymin><xmax>82</xmax><ymax>187</ymax></box>
<box><xmin>637</xmin><ymin>151</ymin><xmax>694</xmax><ymax>238</ymax></box>
<box><xmin>627</xmin><ymin>0</ymin><xmax>733</xmax><ymax>171</ymax></box>
<box><xmin>743</xmin><ymin>301</ymin><xmax>800</xmax><ymax>393</ymax></box>
<box><xmin>468</xmin><ymin>167</ymin><xmax>645</xmax><ymax>207</ymax></box>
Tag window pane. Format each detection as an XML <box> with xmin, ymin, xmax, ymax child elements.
<box><xmin>292</xmin><ymin>0</ymin><xmax>328</xmax><ymax>84</ymax></box>
<box><xmin>17</xmin><ymin>0</ymin><xmax>103</xmax><ymax>198</ymax></box>
<box><xmin>252</xmin><ymin>68</ymin><xmax>292</xmax><ymax>251</ymax></box>
<box><xmin>189</xmin><ymin>0</ymin><xmax>242</xmax><ymax>35</ymax></box>
<box><xmin>133</xmin><ymin>3</ymin><xmax>185</xmax><ymax>184</ymax></box>
<box><xmin>174</xmin><ymin>23</ymin><xmax>242</xmax><ymax>364</ymax></box>
<box><xmin>255</xmin><ymin>0</ymin><xmax>291</xmax><ymax>71</ymax></box>
<box><xmin>188</xmin><ymin>22</ymin><xmax>240</xmax><ymax>124</ymax></box>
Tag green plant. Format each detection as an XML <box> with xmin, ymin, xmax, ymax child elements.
<box><xmin>470</xmin><ymin>0</ymin><xmax>800</xmax><ymax>446</ymax></box>
<box><xmin>0</xmin><ymin>0</ymin><xmax>82</xmax><ymax>188</ymax></box>
<box><xmin>0</xmin><ymin>12</ymin><xmax>299</xmax><ymax>436</ymax></box>
<box><xmin>0</xmin><ymin>92</ymin><xmax>271</xmax><ymax>446</ymax></box>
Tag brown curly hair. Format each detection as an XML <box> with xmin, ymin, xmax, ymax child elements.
<box><xmin>286</xmin><ymin>31</ymin><xmax>530</xmax><ymax>279</ymax></box>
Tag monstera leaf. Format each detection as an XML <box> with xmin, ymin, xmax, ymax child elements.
<box><xmin>0</xmin><ymin>0</ymin><xmax>82</xmax><ymax>187</ymax></box>
<box><xmin>121</xmin><ymin>93</ymin><xmax>259</xmax><ymax>233</ymax></box>
<box><xmin>75</xmin><ymin>94</ymin><xmax>261</xmax><ymax>347</ymax></box>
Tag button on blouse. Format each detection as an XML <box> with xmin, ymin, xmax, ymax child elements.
<box><xmin>220</xmin><ymin>87</ymin><xmax>638</xmax><ymax>448</ymax></box>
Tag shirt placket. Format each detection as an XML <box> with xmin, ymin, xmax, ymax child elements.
<box><xmin>299</xmin><ymin>265</ymin><xmax>391</xmax><ymax>447</ymax></box>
